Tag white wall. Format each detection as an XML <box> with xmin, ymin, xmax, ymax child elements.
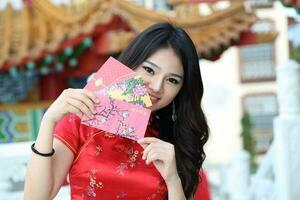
<box><xmin>201</xmin><ymin>1</ymin><xmax>289</xmax><ymax>165</ymax></box>
<box><xmin>201</xmin><ymin>47</ymin><xmax>242</xmax><ymax>164</ymax></box>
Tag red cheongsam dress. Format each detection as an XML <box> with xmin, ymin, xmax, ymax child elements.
<box><xmin>54</xmin><ymin>114</ymin><xmax>167</xmax><ymax>200</ymax></box>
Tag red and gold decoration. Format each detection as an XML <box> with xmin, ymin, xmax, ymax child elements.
<box><xmin>0</xmin><ymin>0</ymin><xmax>258</xmax><ymax>73</ymax></box>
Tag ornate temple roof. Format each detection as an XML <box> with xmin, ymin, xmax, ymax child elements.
<box><xmin>0</xmin><ymin>0</ymin><xmax>260</xmax><ymax>71</ymax></box>
<box><xmin>280</xmin><ymin>0</ymin><xmax>300</xmax><ymax>14</ymax></box>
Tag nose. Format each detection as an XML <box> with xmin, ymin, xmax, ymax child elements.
<box><xmin>148</xmin><ymin>78</ymin><xmax>163</xmax><ymax>93</ymax></box>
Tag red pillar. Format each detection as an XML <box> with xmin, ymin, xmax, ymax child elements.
<box><xmin>39</xmin><ymin>73</ymin><xmax>67</xmax><ymax>100</ymax></box>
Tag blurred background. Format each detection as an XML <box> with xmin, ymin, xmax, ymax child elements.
<box><xmin>0</xmin><ymin>0</ymin><xmax>299</xmax><ymax>199</ymax></box>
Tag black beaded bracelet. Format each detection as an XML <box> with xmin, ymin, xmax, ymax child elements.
<box><xmin>31</xmin><ymin>143</ymin><xmax>55</xmax><ymax>157</ymax></box>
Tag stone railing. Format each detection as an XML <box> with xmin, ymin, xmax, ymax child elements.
<box><xmin>208</xmin><ymin>60</ymin><xmax>300</xmax><ymax>200</ymax></box>
<box><xmin>273</xmin><ymin>60</ymin><xmax>300</xmax><ymax>200</ymax></box>
<box><xmin>248</xmin><ymin>144</ymin><xmax>276</xmax><ymax>200</ymax></box>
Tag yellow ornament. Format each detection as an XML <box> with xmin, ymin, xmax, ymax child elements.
<box><xmin>95</xmin><ymin>78</ymin><xmax>103</xmax><ymax>86</ymax></box>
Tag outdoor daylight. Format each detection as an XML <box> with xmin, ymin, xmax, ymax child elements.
<box><xmin>0</xmin><ymin>0</ymin><xmax>299</xmax><ymax>200</ymax></box>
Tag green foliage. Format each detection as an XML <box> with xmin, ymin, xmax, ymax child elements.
<box><xmin>0</xmin><ymin>118</ymin><xmax>7</xmax><ymax>141</ymax></box>
<box><xmin>241</xmin><ymin>112</ymin><xmax>257</xmax><ymax>172</ymax></box>
<box><xmin>123</xmin><ymin>78</ymin><xmax>143</xmax><ymax>95</ymax></box>
<box><xmin>291</xmin><ymin>45</ymin><xmax>300</xmax><ymax>62</ymax></box>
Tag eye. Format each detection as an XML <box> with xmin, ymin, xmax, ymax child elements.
<box><xmin>168</xmin><ymin>78</ymin><xmax>180</xmax><ymax>85</ymax></box>
<box><xmin>143</xmin><ymin>66</ymin><xmax>154</xmax><ymax>75</ymax></box>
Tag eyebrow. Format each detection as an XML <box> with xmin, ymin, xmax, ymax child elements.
<box><xmin>145</xmin><ymin>60</ymin><xmax>183</xmax><ymax>80</ymax></box>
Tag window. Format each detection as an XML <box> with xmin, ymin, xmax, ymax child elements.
<box><xmin>240</xmin><ymin>43</ymin><xmax>276</xmax><ymax>82</ymax></box>
<box><xmin>243</xmin><ymin>94</ymin><xmax>277</xmax><ymax>153</ymax></box>
<box><xmin>251</xmin><ymin>20</ymin><xmax>274</xmax><ymax>33</ymax></box>
<box><xmin>247</xmin><ymin>0</ymin><xmax>273</xmax><ymax>8</ymax></box>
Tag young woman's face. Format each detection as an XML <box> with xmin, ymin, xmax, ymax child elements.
<box><xmin>134</xmin><ymin>47</ymin><xmax>184</xmax><ymax>111</ymax></box>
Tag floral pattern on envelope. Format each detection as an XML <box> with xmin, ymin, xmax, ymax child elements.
<box><xmin>81</xmin><ymin>94</ymin><xmax>151</xmax><ymax>141</ymax></box>
<box><xmin>97</xmin><ymin>76</ymin><xmax>152</xmax><ymax>108</ymax></box>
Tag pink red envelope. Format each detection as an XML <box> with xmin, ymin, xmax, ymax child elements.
<box><xmin>81</xmin><ymin>94</ymin><xmax>151</xmax><ymax>140</ymax></box>
<box><xmin>85</xmin><ymin>57</ymin><xmax>135</xmax><ymax>92</ymax></box>
<box><xmin>82</xmin><ymin>57</ymin><xmax>152</xmax><ymax>140</ymax></box>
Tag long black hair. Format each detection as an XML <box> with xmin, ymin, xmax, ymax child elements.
<box><xmin>118</xmin><ymin>22</ymin><xmax>209</xmax><ymax>198</ymax></box>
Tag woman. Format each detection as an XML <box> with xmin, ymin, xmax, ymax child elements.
<box><xmin>24</xmin><ymin>22</ymin><xmax>209</xmax><ymax>200</ymax></box>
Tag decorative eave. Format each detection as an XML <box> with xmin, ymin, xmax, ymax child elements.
<box><xmin>112</xmin><ymin>0</ymin><xmax>257</xmax><ymax>58</ymax></box>
<box><xmin>0</xmin><ymin>0</ymin><xmax>113</xmax><ymax>70</ymax></box>
<box><xmin>0</xmin><ymin>0</ymin><xmax>260</xmax><ymax>71</ymax></box>
<box><xmin>238</xmin><ymin>31</ymin><xmax>278</xmax><ymax>46</ymax></box>
<box><xmin>280</xmin><ymin>0</ymin><xmax>300</xmax><ymax>14</ymax></box>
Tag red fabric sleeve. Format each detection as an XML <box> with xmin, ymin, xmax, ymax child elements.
<box><xmin>53</xmin><ymin>114</ymin><xmax>82</xmax><ymax>155</ymax></box>
<box><xmin>195</xmin><ymin>170</ymin><xmax>211</xmax><ymax>200</ymax></box>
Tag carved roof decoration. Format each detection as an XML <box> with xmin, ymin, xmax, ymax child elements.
<box><xmin>280</xmin><ymin>0</ymin><xmax>300</xmax><ymax>14</ymax></box>
<box><xmin>0</xmin><ymin>0</ymin><xmax>266</xmax><ymax>70</ymax></box>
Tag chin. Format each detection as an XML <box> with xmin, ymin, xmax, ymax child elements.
<box><xmin>149</xmin><ymin>105</ymin><xmax>159</xmax><ymax>112</ymax></box>
<box><xmin>149</xmin><ymin>107</ymin><xmax>157</xmax><ymax>112</ymax></box>
<box><xmin>149</xmin><ymin>103</ymin><xmax>167</xmax><ymax>112</ymax></box>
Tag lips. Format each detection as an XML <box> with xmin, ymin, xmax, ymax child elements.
<box><xmin>149</xmin><ymin>94</ymin><xmax>160</xmax><ymax>104</ymax></box>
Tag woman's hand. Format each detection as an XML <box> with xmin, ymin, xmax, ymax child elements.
<box><xmin>43</xmin><ymin>88</ymin><xmax>99</xmax><ymax>124</ymax></box>
<box><xmin>138</xmin><ymin>137</ymin><xmax>180</xmax><ymax>184</ymax></box>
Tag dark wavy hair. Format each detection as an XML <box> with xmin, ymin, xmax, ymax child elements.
<box><xmin>118</xmin><ymin>22</ymin><xmax>209</xmax><ymax>198</ymax></box>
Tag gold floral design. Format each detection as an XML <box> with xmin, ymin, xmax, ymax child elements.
<box><xmin>103</xmin><ymin>131</ymin><xmax>115</xmax><ymax>138</ymax></box>
<box><xmin>95</xmin><ymin>145</ymin><xmax>103</xmax><ymax>156</ymax></box>
<box><xmin>84</xmin><ymin>169</ymin><xmax>104</xmax><ymax>198</ymax></box>
<box><xmin>115</xmin><ymin>143</ymin><xmax>140</xmax><ymax>175</ymax></box>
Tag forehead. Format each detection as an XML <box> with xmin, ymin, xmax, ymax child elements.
<box><xmin>145</xmin><ymin>48</ymin><xmax>184</xmax><ymax>75</ymax></box>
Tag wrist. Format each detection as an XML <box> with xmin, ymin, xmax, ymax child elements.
<box><xmin>165</xmin><ymin>174</ymin><xmax>186</xmax><ymax>200</ymax></box>
<box><xmin>42</xmin><ymin>112</ymin><xmax>58</xmax><ymax>125</ymax></box>
<box><xmin>40</xmin><ymin>115</ymin><xmax>57</xmax><ymax>131</ymax></box>
<box><xmin>165</xmin><ymin>173</ymin><xmax>181</xmax><ymax>187</ymax></box>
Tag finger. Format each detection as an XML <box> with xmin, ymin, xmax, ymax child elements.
<box><xmin>142</xmin><ymin>143</ymin><xmax>154</xmax><ymax>160</ymax></box>
<box><xmin>64</xmin><ymin>88</ymin><xmax>98</xmax><ymax>113</ymax></box>
<box><xmin>69</xmin><ymin>92</ymin><xmax>97</xmax><ymax>114</ymax></box>
<box><xmin>138</xmin><ymin>137</ymin><xmax>161</xmax><ymax>145</ymax></box>
<box><xmin>138</xmin><ymin>138</ymin><xmax>170</xmax><ymax>151</ymax></box>
<box><xmin>143</xmin><ymin>143</ymin><xmax>171</xmax><ymax>160</ymax></box>
<box><xmin>67</xmin><ymin>103</ymin><xmax>83</xmax><ymax>118</ymax></box>
<box><xmin>67</xmin><ymin>98</ymin><xmax>94</xmax><ymax>118</ymax></box>
<box><xmin>139</xmin><ymin>142</ymin><xmax>148</xmax><ymax>149</ymax></box>
<box><xmin>81</xmin><ymin>89</ymin><xmax>99</xmax><ymax>104</ymax></box>
<box><xmin>146</xmin><ymin>149</ymin><xmax>165</xmax><ymax>165</ymax></box>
